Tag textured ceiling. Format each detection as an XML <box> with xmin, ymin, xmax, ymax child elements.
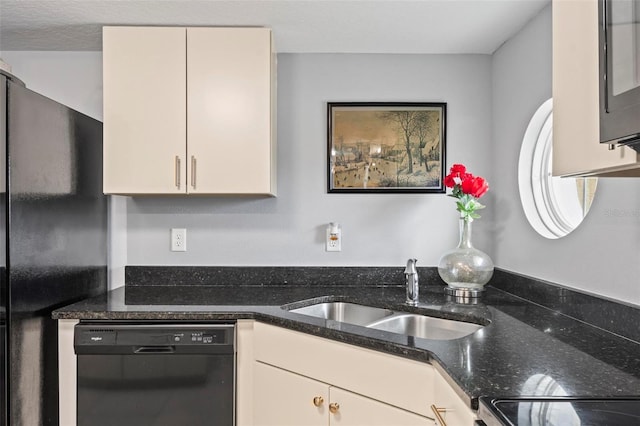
<box><xmin>0</xmin><ymin>0</ymin><xmax>549</xmax><ymax>54</ymax></box>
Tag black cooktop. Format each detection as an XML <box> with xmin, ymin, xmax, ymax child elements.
<box><xmin>478</xmin><ymin>397</ymin><xmax>640</xmax><ymax>426</ymax></box>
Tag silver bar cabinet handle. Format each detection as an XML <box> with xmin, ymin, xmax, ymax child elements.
<box><xmin>175</xmin><ymin>156</ymin><xmax>181</xmax><ymax>189</ymax></box>
<box><xmin>191</xmin><ymin>156</ymin><xmax>197</xmax><ymax>190</ymax></box>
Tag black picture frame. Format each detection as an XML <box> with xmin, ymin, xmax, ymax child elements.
<box><xmin>327</xmin><ymin>102</ymin><xmax>447</xmax><ymax>193</ymax></box>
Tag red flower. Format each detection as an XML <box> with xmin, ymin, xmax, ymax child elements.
<box><xmin>444</xmin><ymin>174</ymin><xmax>457</xmax><ymax>188</ymax></box>
<box><xmin>444</xmin><ymin>163</ymin><xmax>489</xmax><ymax>220</ymax></box>
<box><xmin>461</xmin><ymin>175</ymin><xmax>489</xmax><ymax>198</ymax></box>
<box><xmin>444</xmin><ymin>164</ymin><xmax>470</xmax><ymax>188</ymax></box>
<box><xmin>450</xmin><ymin>164</ymin><xmax>466</xmax><ymax>175</ymax></box>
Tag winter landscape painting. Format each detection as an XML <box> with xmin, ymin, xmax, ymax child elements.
<box><xmin>327</xmin><ymin>102</ymin><xmax>446</xmax><ymax>193</ymax></box>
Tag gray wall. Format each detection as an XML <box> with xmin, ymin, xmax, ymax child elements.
<box><xmin>1</xmin><ymin>51</ymin><xmax>493</xmax><ymax>278</ymax></box>
<box><xmin>126</xmin><ymin>54</ymin><xmax>494</xmax><ymax>267</ymax></box>
<box><xmin>4</xmin><ymin>6</ymin><xmax>639</xmax><ymax>307</ymax></box>
<box><xmin>491</xmin><ymin>5</ymin><xmax>640</xmax><ymax>306</ymax></box>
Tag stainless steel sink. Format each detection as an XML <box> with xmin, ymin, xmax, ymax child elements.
<box><xmin>366</xmin><ymin>313</ymin><xmax>482</xmax><ymax>340</ymax></box>
<box><xmin>286</xmin><ymin>301</ymin><xmax>483</xmax><ymax>340</ymax></box>
<box><xmin>288</xmin><ymin>302</ymin><xmax>393</xmax><ymax>326</ymax></box>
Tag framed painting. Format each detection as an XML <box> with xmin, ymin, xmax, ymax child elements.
<box><xmin>327</xmin><ymin>102</ymin><xmax>446</xmax><ymax>193</ymax></box>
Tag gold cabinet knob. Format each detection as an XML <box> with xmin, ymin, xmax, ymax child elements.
<box><xmin>329</xmin><ymin>402</ymin><xmax>340</xmax><ymax>414</ymax></box>
<box><xmin>312</xmin><ymin>396</ymin><xmax>324</xmax><ymax>407</ymax></box>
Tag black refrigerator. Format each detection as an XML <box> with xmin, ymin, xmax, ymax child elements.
<box><xmin>0</xmin><ymin>70</ymin><xmax>108</xmax><ymax>425</ymax></box>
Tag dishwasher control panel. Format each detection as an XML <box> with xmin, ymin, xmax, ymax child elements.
<box><xmin>169</xmin><ymin>330</ymin><xmax>223</xmax><ymax>344</ymax></box>
<box><xmin>74</xmin><ymin>323</ymin><xmax>235</xmax><ymax>355</ymax></box>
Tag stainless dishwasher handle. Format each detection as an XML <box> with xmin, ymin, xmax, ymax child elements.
<box><xmin>134</xmin><ymin>346</ymin><xmax>176</xmax><ymax>354</ymax></box>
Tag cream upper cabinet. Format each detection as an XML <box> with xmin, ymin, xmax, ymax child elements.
<box><xmin>103</xmin><ymin>26</ymin><xmax>186</xmax><ymax>194</ymax></box>
<box><xmin>103</xmin><ymin>26</ymin><xmax>276</xmax><ymax>195</ymax></box>
<box><xmin>552</xmin><ymin>0</ymin><xmax>640</xmax><ymax>177</ymax></box>
<box><xmin>187</xmin><ymin>28</ymin><xmax>275</xmax><ymax>194</ymax></box>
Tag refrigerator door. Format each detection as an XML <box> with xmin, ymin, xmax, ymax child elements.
<box><xmin>0</xmin><ymin>75</ymin><xmax>7</xmax><ymax>426</ymax></box>
<box><xmin>6</xmin><ymin>80</ymin><xmax>107</xmax><ymax>425</ymax></box>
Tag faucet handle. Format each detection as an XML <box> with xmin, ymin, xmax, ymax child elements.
<box><xmin>405</xmin><ymin>258</ymin><xmax>419</xmax><ymax>306</ymax></box>
<box><xmin>405</xmin><ymin>258</ymin><xmax>418</xmax><ymax>274</ymax></box>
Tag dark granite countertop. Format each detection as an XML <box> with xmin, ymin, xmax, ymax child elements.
<box><xmin>53</xmin><ymin>269</ymin><xmax>640</xmax><ymax>412</ymax></box>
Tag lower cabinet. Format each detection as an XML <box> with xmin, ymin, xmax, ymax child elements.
<box><xmin>61</xmin><ymin>319</ymin><xmax>475</xmax><ymax>426</ymax></box>
<box><xmin>58</xmin><ymin>319</ymin><xmax>78</xmax><ymax>426</ymax></box>
<box><xmin>253</xmin><ymin>361</ymin><xmax>435</xmax><ymax>425</ymax></box>
<box><xmin>237</xmin><ymin>320</ymin><xmax>476</xmax><ymax>426</ymax></box>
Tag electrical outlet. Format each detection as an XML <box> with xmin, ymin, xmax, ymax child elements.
<box><xmin>171</xmin><ymin>228</ymin><xmax>187</xmax><ymax>252</ymax></box>
<box><xmin>326</xmin><ymin>224</ymin><xmax>341</xmax><ymax>252</ymax></box>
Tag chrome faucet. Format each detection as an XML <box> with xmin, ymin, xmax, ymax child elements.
<box><xmin>405</xmin><ymin>258</ymin><xmax>419</xmax><ymax>306</ymax></box>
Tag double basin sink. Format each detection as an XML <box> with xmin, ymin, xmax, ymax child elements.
<box><xmin>285</xmin><ymin>301</ymin><xmax>483</xmax><ymax>340</ymax></box>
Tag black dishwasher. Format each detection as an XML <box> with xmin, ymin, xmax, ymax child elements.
<box><xmin>74</xmin><ymin>322</ymin><xmax>235</xmax><ymax>426</ymax></box>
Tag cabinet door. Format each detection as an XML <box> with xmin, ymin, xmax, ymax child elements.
<box><xmin>329</xmin><ymin>387</ymin><xmax>435</xmax><ymax>426</ymax></box>
<box><xmin>552</xmin><ymin>0</ymin><xmax>639</xmax><ymax>176</ymax></box>
<box><xmin>253</xmin><ymin>321</ymin><xmax>437</xmax><ymax>418</ymax></box>
<box><xmin>431</xmin><ymin>369</ymin><xmax>476</xmax><ymax>426</ymax></box>
<box><xmin>103</xmin><ymin>26</ymin><xmax>187</xmax><ymax>194</ymax></box>
<box><xmin>253</xmin><ymin>362</ymin><xmax>327</xmax><ymax>426</ymax></box>
<box><xmin>187</xmin><ymin>27</ymin><xmax>274</xmax><ymax>194</ymax></box>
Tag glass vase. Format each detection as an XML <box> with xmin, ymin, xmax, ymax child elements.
<box><xmin>437</xmin><ymin>217</ymin><xmax>494</xmax><ymax>291</ymax></box>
